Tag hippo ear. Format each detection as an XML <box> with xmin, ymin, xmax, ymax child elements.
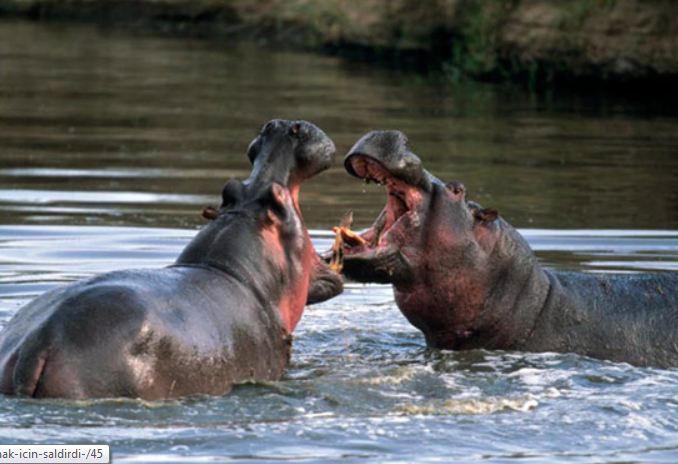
<box><xmin>201</xmin><ymin>206</ymin><xmax>219</xmax><ymax>221</ymax></box>
<box><xmin>221</xmin><ymin>179</ymin><xmax>244</xmax><ymax>208</ymax></box>
<box><xmin>473</xmin><ymin>208</ymin><xmax>499</xmax><ymax>223</ymax></box>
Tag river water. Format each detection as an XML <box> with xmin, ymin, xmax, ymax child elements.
<box><xmin>0</xmin><ymin>20</ymin><xmax>677</xmax><ymax>463</ymax></box>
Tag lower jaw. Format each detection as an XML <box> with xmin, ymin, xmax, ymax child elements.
<box><xmin>342</xmin><ymin>247</ymin><xmax>412</xmax><ymax>285</ymax></box>
<box><xmin>343</xmin><ymin>240</ymin><xmax>388</xmax><ymax>261</ymax></box>
<box><xmin>342</xmin><ymin>259</ymin><xmax>394</xmax><ymax>284</ymax></box>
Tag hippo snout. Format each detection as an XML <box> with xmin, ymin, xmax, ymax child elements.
<box><xmin>246</xmin><ymin>119</ymin><xmax>336</xmax><ymax>186</ymax></box>
<box><xmin>344</xmin><ymin>130</ymin><xmax>429</xmax><ymax>191</ymax></box>
<box><xmin>294</xmin><ymin>120</ymin><xmax>336</xmax><ymax>180</ymax></box>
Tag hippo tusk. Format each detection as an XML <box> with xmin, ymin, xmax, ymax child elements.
<box><xmin>329</xmin><ymin>210</ymin><xmax>368</xmax><ymax>273</ymax></box>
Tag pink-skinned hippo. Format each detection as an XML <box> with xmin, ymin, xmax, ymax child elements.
<box><xmin>337</xmin><ymin>130</ymin><xmax>678</xmax><ymax>368</ymax></box>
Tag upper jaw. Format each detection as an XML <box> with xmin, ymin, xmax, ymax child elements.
<box><xmin>346</xmin><ymin>154</ymin><xmax>425</xmax><ymax>208</ymax></box>
<box><xmin>247</xmin><ymin>119</ymin><xmax>336</xmax><ymax>188</ymax></box>
<box><xmin>296</xmin><ymin>135</ymin><xmax>336</xmax><ymax>181</ymax></box>
<box><xmin>344</xmin><ymin>130</ymin><xmax>431</xmax><ymax>193</ymax></box>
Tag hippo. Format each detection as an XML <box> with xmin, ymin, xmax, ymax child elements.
<box><xmin>0</xmin><ymin>119</ymin><xmax>343</xmax><ymax>399</ymax></box>
<box><xmin>335</xmin><ymin>130</ymin><xmax>678</xmax><ymax>368</ymax></box>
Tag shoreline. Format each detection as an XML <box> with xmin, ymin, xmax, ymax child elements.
<box><xmin>1</xmin><ymin>0</ymin><xmax>677</xmax><ymax>88</ymax></box>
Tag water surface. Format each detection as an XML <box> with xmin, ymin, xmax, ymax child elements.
<box><xmin>1</xmin><ymin>226</ymin><xmax>678</xmax><ymax>463</ymax></box>
<box><xmin>1</xmin><ymin>20</ymin><xmax>678</xmax><ymax>464</ymax></box>
<box><xmin>1</xmin><ymin>21</ymin><xmax>678</xmax><ymax>230</ymax></box>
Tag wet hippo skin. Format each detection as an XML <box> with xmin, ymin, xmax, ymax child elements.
<box><xmin>0</xmin><ymin>119</ymin><xmax>343</xmax><ymax>399</ymax></box>
<box><xmin>337</xmin><ymin>130</ymin><xmax>678</xmax><ymax>368</ymax></box>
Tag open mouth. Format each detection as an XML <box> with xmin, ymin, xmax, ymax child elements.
<box><xmin>341</xmin><ymin>155</ymin><xmax>422</xmax><ymax>256</ymax></box>
<box><xmin>289</xmin><ymin>184</ymin><xmax>302</xmax><ymax>215</ymax></box>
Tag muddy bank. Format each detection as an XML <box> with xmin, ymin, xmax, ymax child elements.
<box><xmin>1</xmin><ymin>0</ymin><xmax>677</xmax><ymax>85</ymax></box>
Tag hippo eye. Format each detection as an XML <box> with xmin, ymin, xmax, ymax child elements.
<box><xmin>446</xmin><ymin>181</ymin><xmax>465</xmax><ymax>196</ymax></box>
<box><xmin>289</xmin><ymin>123</ymin><xmax>301</xmax><ymax>138</ymax></box>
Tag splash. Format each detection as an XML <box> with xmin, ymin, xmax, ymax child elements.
<box><xmin>357</xmin><ymin>366</ymin><xmax>420</xmax><ymax>385</ymax></box>
<box><xmin>395</xmin><ymin>396</ymin><xmax>538</xmax><ymax>416</ymax></box>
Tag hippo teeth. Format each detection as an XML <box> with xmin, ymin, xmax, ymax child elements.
<box><xmin>372</xmin><ymin>210</ymin><xmax>387</xmax><ymax>246</ymax></box>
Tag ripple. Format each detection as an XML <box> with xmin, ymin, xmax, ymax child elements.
<box><xmin>0</xmin><ymin>168</ymin><xmax>250</xmax><ymax>179</ymax></box>
<box><xmin>0</xmin><ymin>225</ymin><xmax>677</xmax><ymax>462</ymax></box>
<box><xmin>0</xmin><ymin>190</ymin><xmax>213</xmax><ymax>205</ymax></box>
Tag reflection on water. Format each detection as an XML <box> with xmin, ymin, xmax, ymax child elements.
<box><xmin>1</xmin><ymin>19</ymin><xmax>678</xmax><ymax>464</ymax></box>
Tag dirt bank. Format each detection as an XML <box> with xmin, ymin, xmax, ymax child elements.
<box><xmin>1</xmin><ymin>0</ymin><xmax>677</xmax><ymax>84</ymax></box>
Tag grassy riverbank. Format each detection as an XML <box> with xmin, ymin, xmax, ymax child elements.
<box><xmin>1</xmin><ymin>0</ymin><xmax>677</xmax><ymax>86</ymax></box>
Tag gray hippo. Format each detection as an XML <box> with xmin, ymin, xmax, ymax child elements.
<box><xmin>334</xmin><ymin>130</ymin><xmax>678</xmax><ymax>368</ymax></box>
<box><xmin>0</xmin><ymin>119</ymin><xmax>343</xmax><ymax>399</ymax></box>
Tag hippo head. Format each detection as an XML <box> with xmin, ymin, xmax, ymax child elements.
<box><xmin>185</xmin><ymin>119</ymin><xmax>337</xmax><ymax>332</ymax></box>
<box><xmin>341</xmin><ymin>131</ymin><xmax>538</xmax><ymax>348</ymax></box>
<box><xmin>209</xmin><ymin>119</ymin><xmax>336</xmax><ymax>220</ymax></box>
<box><xmin>245</xmin><ymin>119</ymin><xmax>335</xmax><ymax>198</ymax></box>
<box><xmin>341</xmin><ymin>130</ymin><xmax>498</xmax><ymax>285</ymax></box>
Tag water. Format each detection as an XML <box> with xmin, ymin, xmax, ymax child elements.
<box><xmin>0</xmin><ymin>20</ymin><xmax>678</xmax><ymax>463</ymax></box>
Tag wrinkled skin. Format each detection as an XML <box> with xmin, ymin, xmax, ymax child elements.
<box><xmin>339</xmin><ymin>130</ymin><xmax>678</xmax><ymax>368</ymax></box>
<box><xmin>0</xmin><ymin>119</ymin><xmax>343</xmax><ymax>399</ymax></box>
